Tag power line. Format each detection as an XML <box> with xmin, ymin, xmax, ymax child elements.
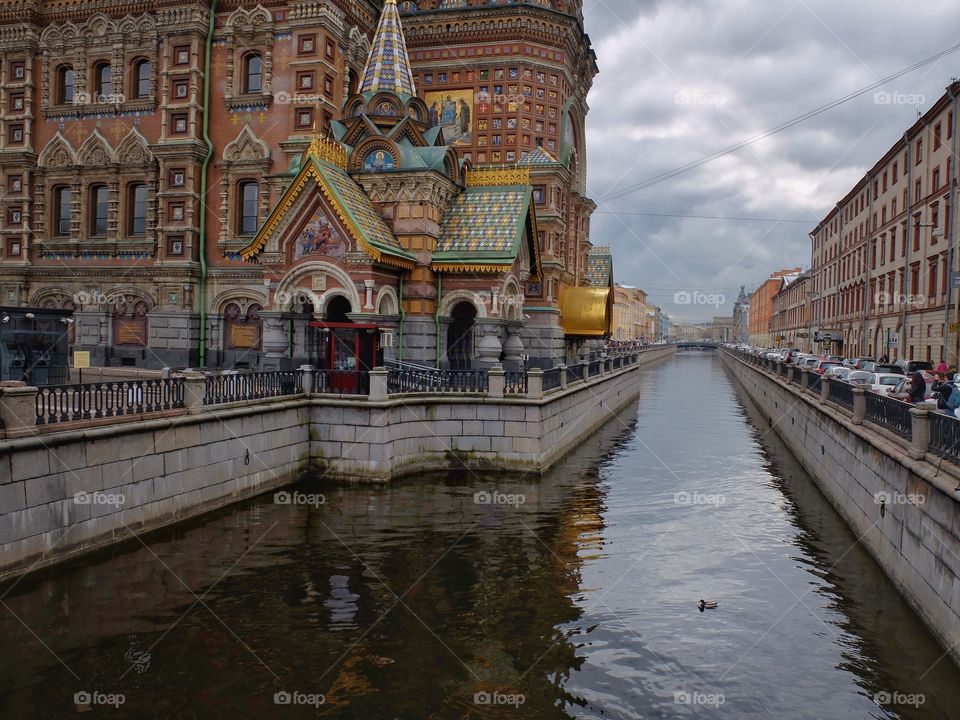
<box><xmin>594</xmin><ymin>210</ymin><xmax>816</xmax><ymax>223</ymax></box>
<box><xmin>599</xmin><ymin>41</ymin><xmax>960</xmax><ymax>203</ymax></box>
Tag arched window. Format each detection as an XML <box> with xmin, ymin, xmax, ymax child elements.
<box><xmin>237</xmin><ymin>181</ymin><xmax>259</xmax><ymax>235</ymax></box>
<box><xmin>53</xmin><ymin>187</ymin><xmax>72</xmax><ymax>236</ymax></box>
<box><xmin>57</xmin><ymin>66</ymin><xmax>74</xmax><ymax>104</ymax></box>
<box><xmin>133</xmin><ymin>59</ymin><xmax>150</xmax><ymax>99</ymax></box>
<box><xmin>243</xmin><ymin>54</ymin><xmax>262</xmax><ymax>94</ymax></box>
<box><xmin>89</xmin><ymin>184</ymin><xmax>108</xmax><ymax>236</ymax></box>
<box><xmin>128</xmin><ymin>183</ymin><xmax>147</xmax><ymax>235</ymax></box>
<box><xmin>93</xmin><ymin>61</ymin><xmax>112</xmax><ymax>99</ymax></box>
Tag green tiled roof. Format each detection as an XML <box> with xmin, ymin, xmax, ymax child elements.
<box><xmin>435</xmin><ymin>185</ymin><xmax>532</xmax><ymax>265</ymax></box>
<box><xmin>518</xmin><ymin>146</ymin><xmax>558</xmax><ymax>165</ymax></box>
<box><xmin>312</xmin><ymin>157</ymin><xmax>413</xmax><ymax>264</ymax></box>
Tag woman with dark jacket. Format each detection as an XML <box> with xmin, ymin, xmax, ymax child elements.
<box><xmin>909</xmin><ymin>371</ymin><xmax>927</xmax><ymax>403</ymax></box>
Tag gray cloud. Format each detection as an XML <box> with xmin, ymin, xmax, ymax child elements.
<box><xmin>582</xmin><ymin>0</ymin><xmax>960</xmax><ymax>322</ymax></box>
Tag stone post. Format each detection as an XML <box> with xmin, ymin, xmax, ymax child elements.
<box><xmin>583</xmin><ymin>360</ymin><xmax>590</xmax><ymax>381</ymax></box>
<box><xmin>527</xmin><ymin>368</ymin><xmax>543</xmax><ymax>399</ymax></box>
<box><xmin>852</xmin><ymin>387</ymin><xmax>866</xmax><ymax>425</ymax></box>
<box><xmin>0</xmin><ymin>381</ymin><xmax>38</xmax><ymax>435</ymax></box>
<box><xmin>368</xmin><ymin>367</ymin><xmax>388</xmax><ymax>401</ymax></box>
<box><xmin>559</xmin><ymin>363</ymin><xmax>568</xmax><ymax>390</ymax></box>
<box><xmin>800</xmin><ymin>369</ymin><xmax>809</xmax><ymax>391</ymax></box>
<box><xmin>909</xmin><ymin>407</ymin><xmax>932</xmax><ymax>460</ymax></box>
<box><xmin>819</xmin><ymin>375</ymin><xmax>830</xmax><ymax>404</ymax></box>
<box><xmin>786</xmin><ymin>365</ymin><xmax>794</xmax><ymax>384</ymax></box>
<box><xmin>488</xmin><ymin>364</ymin><xmax>505</xmax><ymax>398</ymax></box>
<box><xmin>299</xmin><ymin>364</ymin><xmax>315</xmax><ymax>395</ymax></box>
<box><xmin>182</xmin><ymin>372</ymin><xmax>206</xmax><ymax>414</ymax></box>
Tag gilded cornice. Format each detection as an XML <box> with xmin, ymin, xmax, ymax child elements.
<box><xmin>465</xmin><ymin>167</ymin><xmax>530</xmax><ymax>188</ymax></box>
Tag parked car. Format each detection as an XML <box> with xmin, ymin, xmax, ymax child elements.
<box><xmin>814</xmin><ymin>360</ymin><xmax>842</xmax><ymax>375</ymax></box>
<box><xmin>868</xmin><ymin>372</ymin><xmax>908</xmax><ymax>396</ymax></box>
<box><xmin>862</xmin><ymin>362</ymin><xmax>904</xmax><ymax>375</ymax></box>
<box><xmin>853</xmin><ymin>357</ymin><xmax>875</xmax><ymax>370</ymax></box>
<box><xmin>893</xmin><ymin>359</ymin><xmax>934</xmax><ymax>374</ymax></box>
<box><xmin>847</xmin><ymin>370</ymin><xmax>873</xmax><ymax>385</ymax></box>
<box><xmin>826</xmin><ymin>366</ymin><xmax>852</xmax><ymax>380</ymax></box>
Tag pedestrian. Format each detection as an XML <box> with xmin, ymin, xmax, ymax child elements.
<box><xmin>909</xmin><ymin>371</ymin><xmax>926</xmax><ymax>404</ymax></box>
<box><xmin>879</xmin><ymin>354</ymin><xmax>889</xmax><ymax>363</ymax></box>
<box><xmin>937</xmin><ymin>359</ymin><xmax>950</xmax><ymax>374</ymax></box>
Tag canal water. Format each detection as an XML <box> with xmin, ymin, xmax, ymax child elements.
<box><xmin>2</xmin><ymin>352</ymin><xmax>959</xmax><ymax>719</ymax></box>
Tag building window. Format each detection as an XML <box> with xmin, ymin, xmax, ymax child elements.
<box><xmin>8</xmin><ymin>207</ymin><xmax>22</xmax><ymax>226</ymax></box>
<box><xmin>53</xmin><ymin>186</ymin><xmax>71</xmax><ymax>236</ymax></box>
<box><xmin>6</xmin><ymin>239</ymin><xmax>21</xmax><ymax>257</ymax></box>
<box><xmin>935</xmin><ymin>123</ymin><xmax>942</xmax><ymax>150</ymax></box>
<box><xmin>295</xmin><ymin>107</ymin><xmax>313</xmax><ymax>130</ymax></box>
<box><xmin>170</xmin><ymin>169</ymin><xmax>185</xmax><ymax>187</ymax></box>
<box><xmin>243</xmin><ymin>53</ymin><xmax>262</xmax><ymax>94</ymax></box>
<box><xmin>9</xmin><ymin>175</ymin><xmax>22</xmax><ymax>194</ymax></box>
<box><xmin>93</xmin><ymin>61</ymin><xmax>112</xmax><ymax>99</ymax></box>
<box><xmin>128</xmin><ymin>183</ymin><xmax>147</xmax><ymax>235</ymax></box>
<box><xmin>174</xmin><ymin>46</ymin><xmax>190</xmax><ymax>66</ymax></box>
<box><xmin>933</xmin><ymin>167</ymin><xmax>941</xmax><ymax>190</ymax></box>
<box><xmin>238</xmin><ymin>181</ymin><xmax>258</xmax><ymax>235</ymax></box>
<box><xmin>90</xmin><ymin>184</ymin><xmax>108</xmax><ymax>236</ymax></box>
<box><xmin>168</xmin><ymin>236</ymin><xmax>184</xmax><ymax>256</ymax></box>
<box><xmin>173</xmin><ymin>79</ymin><xmax>189</xmax><ymax>100</ymax></box>
<box><xmin>57</xmin><ymin>66</ymin><xmax>74</xmax><ymax>104</ymax></box>
<box><xmin>11</xmin><ymin>60</ymin><xmax>25</xmax><ymax>79</ymax></box>
<box><xmin>915</xmin><ymin>138</ymin><xmax>922</xmax><ymax>164</ymax></box>
<box><xmin>296</xmin><ymin>71</ymin><xmax>314</xmax><ymax>91</ymax></box>
<box><xmin>298</xmin><ymin>34</ymin><xmax>316</xmax><ymax>55</ymax></box>
<box><xmin>169</xmin><ymin>202</ymin><xmax>185</xmax><ymax>222</ymax></box>
<box><xmin>133</xmin><ymin>59</ymin><xmax>151</xmax><ymax>99</ymax></box>
<box><xmin>8</xmin><ymin>124</ymin><xmax>23</xmax><ymax>144</ymax></box>
<box><xmin>171</xmin><ymin>113</ymin><xmax>188</xmax><ymax>134</ymax></box>
<box><xmin>325</xmin><ymin>39</ymin><xmax>335</xmax><ymax>58</ymax></box>
<box><xmin>11</xmin><ymin>93</ymin><xmax>24</xmax><ymax>112</ymax></box>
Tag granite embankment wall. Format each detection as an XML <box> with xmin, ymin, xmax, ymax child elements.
<box><xmin>720</xmin><ymin>348</ymin><xmax>960</xmax><ymax>667</ymax></box>
<box><xmin>0</xmin><ymin>345</ymin><xmax>676</xmax><ymax>579</ymax></box>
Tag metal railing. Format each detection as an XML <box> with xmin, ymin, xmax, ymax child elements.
<box><xmin>930</xmin><ymin>412</ymin><xmax>960</xmax><ymax>465</ymax></box>
<box><xmin>566</xmin><ymin>363</ymin><xmax>585</xmax><ymax>383</ymax></box>
<box><xmin>315</xmin><ymin>370</ymin><xmax>370</xmax><ymax>395</ymax></box>
<box><xmin>864</xmin><ymin>392</ymin><xmax>913</xmax><ymax>440</ymax></box>
<box><xmin>829</xmin><ymin>380</ymin><xmax>855</xmax><ymax>409</ymax></box>
<box><xmin>505</xmin><ymin>370</ymin><xmax>528</xmax><ymax>395</ymax></box>
<box><xmin>807</xmin><ymin>371</ymin><xmax>822</xmax><ymax>395</ymax></box>
<box><xmin>542</xmin><ymin>367</ymin><xmax>562</xmax><ymax>392</ymax></box>
<box><xmin>35</xmin><ymin>378</ymin><xmax>184</xmax><ymax>425</ymax></box>
<box><xmin>588</xmin><ymin>360</ymin><xmax>601</xmax><ymax>376</ymax></box>
<box><xmin>203</xmin><ymin>370</ymin><xmax>302</xmax><ymax>405</ymax></box>
<box><xmin>387</xmin><ymin>368</ymin><xmax>489</xmax><ymax>394</ymax></box>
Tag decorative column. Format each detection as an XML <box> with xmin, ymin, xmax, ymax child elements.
<box><xmin>363</xmin><ymin>280</ymin><xmax>375</xmax><ymax>311</ymax></box>
<box><xmin>368</xmin><ymin>367</ymin><xmax>388</xmax><ymax>401</ymax></box>
<box><xmin>502</xmin><ymin>324</ymin><xmax>524</xmax><ymax>369</ymax></box>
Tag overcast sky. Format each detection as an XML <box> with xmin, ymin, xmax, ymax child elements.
<box><xmin>581</xmin><ymin>0</ymin><xmax>960</xmax><ymax>322</ymax></box>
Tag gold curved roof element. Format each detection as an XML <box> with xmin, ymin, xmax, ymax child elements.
<box><xmin>560</xmin><ymin>287</ymin><xmax>613</xmax><ymax>337</ymax></box>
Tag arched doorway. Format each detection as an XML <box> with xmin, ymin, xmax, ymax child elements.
<box><xmin>325</xmin><ymin>295</ymin><xmax>351</xmax><ymax>323</ymax></box>
<box><xmin>447</xmin><ymin>301</ymin><xmax>476</xmax><ymax>370</ymax></box>
<box><xmin>308</xmin><ymin>294</ymin><xmax>379</xmax><ymax>393</ymax></box>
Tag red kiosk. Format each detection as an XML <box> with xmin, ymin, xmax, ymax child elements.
<box><xmin>307</xmin><ymin>321</ymin><xmax>381</xmax><ymax>393</ymax></box>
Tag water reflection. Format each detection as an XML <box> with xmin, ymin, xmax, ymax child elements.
<box><xmin>1</xmin><ymin>353</ymin><xmax>959</xmax><ymax>719</ymax></box>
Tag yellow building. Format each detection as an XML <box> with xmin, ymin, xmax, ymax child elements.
<box><xmin>613</xmin><ymin>285</ymin><xmax>648</xmax><ymax>340</ymax></box>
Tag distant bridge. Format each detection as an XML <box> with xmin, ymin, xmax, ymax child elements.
<box><xmin>677</xmin><ymin>341</ymin><xmax>718</xmax><ymax>350</ymax></box>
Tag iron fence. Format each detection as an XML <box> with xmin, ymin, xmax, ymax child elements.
<box><xmin>829</xmin><ymin>380</ymin><xmax>855</xmax><ymax>410</ymax></box>
<box><xmin>566</xmin><ymin>363</ymin><xmax>585</xmax><ymax>383</ymax></box>
<box><xmin>864</xmin><ymin>392</ymin><xmax>913</xmax><ymax>440</ymax></box>
<box><xmin>542</xmin><ymin>367</ymin><xmax>562</xmax><ymax>392</ymax></box>
<box><xmin>203</xmin><ymin>370</ymin><xmax>302</xmax><ymax>405</ymax></box>
<box><xmin>930</xmin><ymin>412</ymin><xmax>960</xmax><ymax>464</ymax></box>
<box><xmin>35</xmin><ymin>378</ymin><xmax>184</xmax><ymax>425</ymax></box>
<box><xmin>807</xmin><ymin>371</ymin><xmax>821</xmax><ymax>395</ymax></box>
<box><xmin>314</xmin><ymin>370</ymin><xmax>370</xmax><ymax>395</ymax></box>
<box><xmin>387</xmin><ymin>368</ymin><xmax>488</xmax><ymax>394</ymax></box>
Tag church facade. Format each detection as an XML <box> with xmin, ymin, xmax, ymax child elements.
<box><xmin>0</xmin><ymin>0</ymin><xmax>607</xmax><ymax>374</ymax></box>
